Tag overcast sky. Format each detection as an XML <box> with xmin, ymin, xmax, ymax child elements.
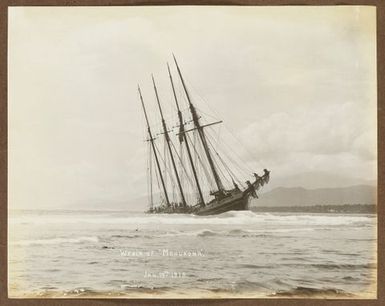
<box><xmin>8</xmin><ymin>6</ymin><xmax>376</xmax><ymax>209</ymax></box>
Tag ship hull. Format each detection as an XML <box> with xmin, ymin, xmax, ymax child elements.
<box><xmin>195</xmin><ymin>192</ymin><xmax>249</xmax><ymax>216</ymax></box>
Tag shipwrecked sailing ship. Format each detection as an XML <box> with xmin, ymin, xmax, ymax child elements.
<box><xmin>138</xmin><ymin>56</ymin><xmax>270</xmax><ymax>216</ymax></box>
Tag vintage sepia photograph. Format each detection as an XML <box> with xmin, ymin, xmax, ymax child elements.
<box><xmin>8</xmin><ymin>6</ymin><xmax>377</xmax><ymax>299</ymax></box>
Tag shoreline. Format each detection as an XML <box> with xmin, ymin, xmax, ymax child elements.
<box><xmin>251</xmin><ymin>204</ymin><xmax>376</xmax><ymax>214</ymax></box>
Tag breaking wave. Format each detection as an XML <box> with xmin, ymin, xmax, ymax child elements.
<box><xmin>10</xmin><ymin>210</ymin><xmax>375</xmax><ymax>227</ymax></box>
<box><xmin>281</xmin><ymin>263</ymin><xmax>377</xmax><ymax>270</ymax></box>
<box><xmin>12</xmin><ymin>236</ymin><xmax>99</xmax><ymax>246</ymax></box>
<box><xmin>8</xmin><ymin>208</ymin><xmax>377</xmax><ymax>299</ymax></box>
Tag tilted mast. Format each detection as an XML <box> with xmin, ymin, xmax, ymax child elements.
<box><xmin>173</xmin><ymin>55</ymin><xmax>225</xmax><ymax>195</ymax></box>
<box><xmin>152</xmin><ymin>75</ymin><xmax>187</xmax><ymax>207</ymax></box>
<box><xmin>138</xmin><ymin>85</ymin><xmax>170</xmax><ymax>207</ymax></box>
<box><xmin>167</xmin><ymin>64</ymin><xmax>205</xmax><ymax>206</ymax></box>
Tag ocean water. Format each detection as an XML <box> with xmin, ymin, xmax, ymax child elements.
<box><xmin>8</xmin><ymin>210</ymin><xmax>377</xmax><ymax>298</ymax></box>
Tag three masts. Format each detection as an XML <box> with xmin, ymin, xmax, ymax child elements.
<box><xmin>138</xmin><ymin>56</ymin><xmax>270</xmax><ymax>215</ymax></box>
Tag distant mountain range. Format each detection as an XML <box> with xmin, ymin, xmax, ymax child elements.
<box><xmin>82</xmin><ymin>184</ymin><xmax>376</xmax><ymax>212</ymax></box>
<box><xmin>251</xmin><ymin>185</ymin><xmax>376</xmax><ymax>207</ymax></box>
<box><xmin>59</xmin><ymin>171</ymin><xmax>376</xmax><ymax>211</ymax></box>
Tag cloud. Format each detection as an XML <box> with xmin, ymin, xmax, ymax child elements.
<box><xmin>236</xmin><ymin>101</ymin><xmax>376</xmax><ymax>180</ymax></box>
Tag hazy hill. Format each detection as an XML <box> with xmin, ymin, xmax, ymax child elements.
<box><xmin>81</xmin><ymin>184</ymin><xmax>377</xmax><ymax>211</ymax></box>
<box><xmin>252</xmin><ymin>185</ymin><xmax>376</xmax><ymax>207</ymax></box>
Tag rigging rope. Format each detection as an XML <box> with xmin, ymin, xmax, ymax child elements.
<box><xmin>180</xmin><ymin>73</ymin><xmax>266</xmax><ymax>171</ymax></box>
<box><xmin>152</xmin><ymin>143</ymin><xmax>163</xmax><ymax>205</ymax></box>
<box><xmin>149</xmin><ymin>142</ymin><xmax>153</xmax><ymax>208</ymax></box>
<box><xmin>187</xmin><ymin>132</ymin><xmax>215</xmax><ymax>191</ymax></box>
<box><xmin>204</xmin><ymin>133</ymin><xmax>234</xmax><ymax>188</ymax></box>
<box><xmin>170</xmin><ymin>140</ymin><xmax>194</xmax><ymax>188</ymax></box>
<box><xmin>155</xmin><ymin>142</ymin><xmax>177</xmax><ymax>202</ymax></box>
<box><xmin>206</xmin><ymin>127</ymin><xmax>253</xmax><ymax>178</ymax></box>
